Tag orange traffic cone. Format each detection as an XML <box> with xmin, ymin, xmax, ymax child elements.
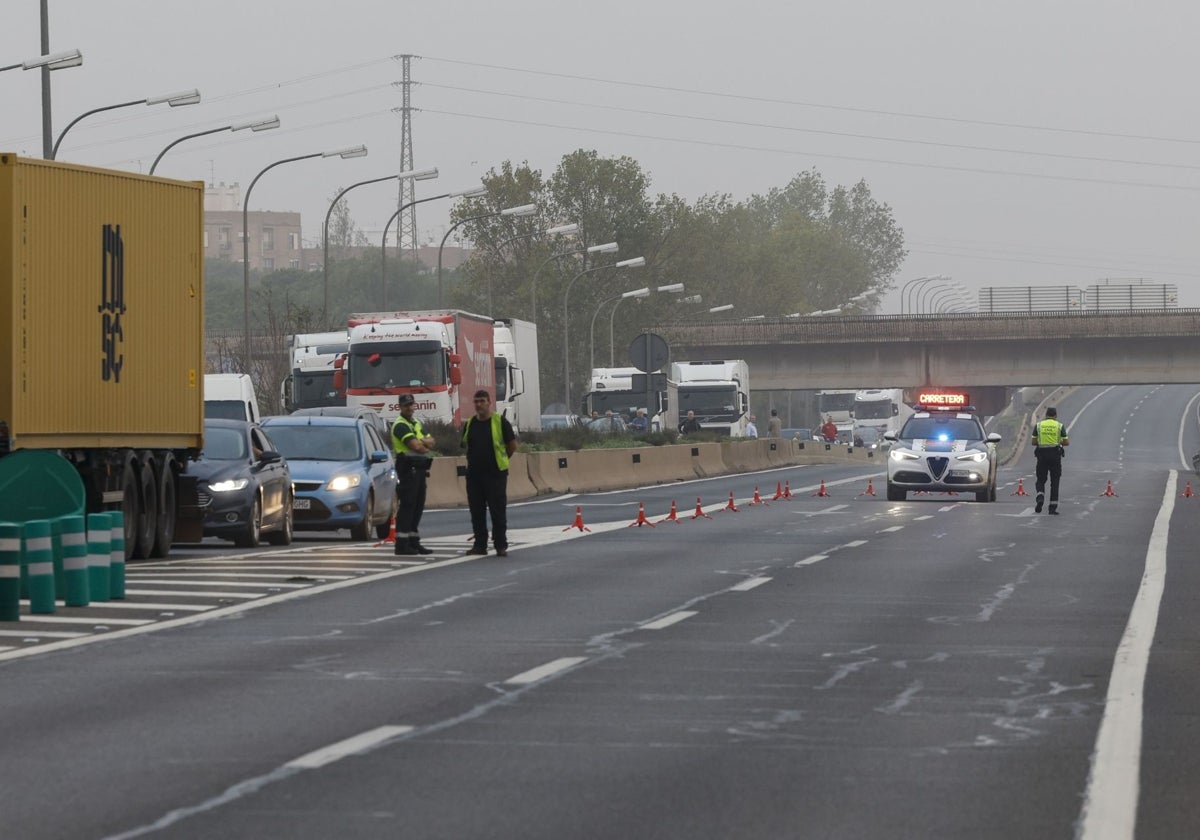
<box><xmin>628</xmin><ymin>502</ymin><xmax>656</xmax><ymax>528</ymax></box>
<box><xmin>772</xmin><ymin>481</ymin><xmax>786</xmax><ymax>501</ymax></box>
<box><xmin>1100</xmin><ymin>480</ymin><xmax>1118</xmax><ymax>498</ymax></box>
<box><xmin>1182</xmin><ymin>481</ymin><xmax>1194</xmax><ymax>499</ymax></box>
<box><xmin>691</xmin><ymin>497</ymin><xmax>713</xmax><ymax>520</ymax></box>
<box><xmin>374</xmin><ymin>515</ymin><xmax>397</xmax><ymax>547</ymax></box>
<box><xmin>748</xmin><ymin>486</ymin><xmax>770</xmax><ymax>506</ymax></box>
<box><xmin>563</xmin><ymin>505</ymin><xmax>592</xmax><ymax>531</ymax></box>
<box><xmin>659</xmin><ymin>500</ymin><xmax>683</xmax><ymax>524</ymax></box>
<box><xmin>1011</xmin><ymin>478</ymin><xmax>1028</xmax><ymax>496</ymax></box>
<box><xmin>812</xmin><ymin>479</ymin><xmax>831</xmax><ymax>498</ymax></box>
<box><xmin>782</xmin><ymin>480</ymin><xmax>793</xmax><ymax>500</ymax></box>
<box><xmin>722</xmin><ymin>491</ymin><xmax>740</xmax><ymax>512</ymax></box>
<box><xmin>856</xmin><ymin>478</ymin><xmax>877</xmax><ymax>498</ymax></box>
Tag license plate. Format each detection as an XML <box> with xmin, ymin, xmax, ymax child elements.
<box><xmin>293</xmin><ymin>498</ymin><xmax>311</xmax><ymax>510</ymax></box>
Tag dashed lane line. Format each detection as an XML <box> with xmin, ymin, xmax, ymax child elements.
<box><xmin>795</xmin><ymin>554</ymin><xmax>828</xmax><ymax>567</ymax></box>
<box><xmin>731</xmin><ymin>576</ymin><xmax>772</xmax><ymax>592</ymax></box>
<box><xmin>504</xmin><ymin>657</ymin><xmax>589</xmax><ymax>686</ymax></box>
<box><xmin>640</xmin><ymin>611</ymin><xmax>698</xmax><ymax>630</ymax></box>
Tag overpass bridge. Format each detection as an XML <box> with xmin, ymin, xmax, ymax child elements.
<box><xmin>651</xmin><ymin>309</ymin><xmax>1200</xmax><ymax>412</ymax></box>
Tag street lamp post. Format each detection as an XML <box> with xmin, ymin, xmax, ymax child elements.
<box><xmin>589</xmin><ymin>287</ymin><xmax>650</xmax><ymax>371</ymax></box>
<box><xmin>242</xmin><ymin>144</ymin><xmax>367</xmax><ymax>369</ymax></box>
<box><xmin>709</xmin><ymin>304</ymin><xmax>735</xmax><ymax>314</ymax></box>
<box><xmin>605</xmin><ymin>282</ymin><xmax>683</xmax><ymax>366</ymax></box>
<box><xmin>562</xmin><ymin>256</ymin><xmax>645</xmax><ymax>410</ymax></box>
<box><xmin>51</xmin><ymin>88</ymin><xmax>201</xmax><ymax>160</ymax></box>
<box><xmin>0</xmin><ymin>48</ymin><xmax>81</xmax><ymax>73</ymax></box>
<box><xmin>437</xmin><ymin>203</ymin><xmax>536</xmax><ymax>308</ymax></box>
<box><xmin>482</xmin><ymin>222</ymin><xmax>579</xmax><ymax>315</ymax></box>
<box><xmin>380</xmin><ymin>186</ymin><xmax>487</xmax><ymax>309</ymax></box>
<box><xmin>149</xmin><ymin>115</ymin><xmax>279</xmax><ymax>175</ymax></box>
<box><xmin>529</xmin><ymin>241</ymin><xmax>616</xmax><ymax>324</ymax></box>
<box><xmin>322</xmin><ymin>167</ymin><xmax>438</xmax><ymax>321</ymax></box>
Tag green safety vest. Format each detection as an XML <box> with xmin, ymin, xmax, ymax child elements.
<box><xmin>461</xmin><ymin>413</ymin><xmax>509</xmax><ymax>471</ymax></box>
<box><xmin>391</xmin><ymin>414</ymin><xmax>427</xmax><ymax>456</ymax></box>
<box><xmin>1034</xmin><ymin>418</ymin><xmax>1066</xmax><ymax>447</ymax></box>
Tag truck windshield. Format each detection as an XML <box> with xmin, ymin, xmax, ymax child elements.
<box><xmin>293</xmin><ymin>371</ymin><xmax>341</xmax><ymax>409</ymax></box>
<box><xmin>582</xmin><ymin>391</ymin><xmax>643</xmax><ymax>417</ymax></box>
<box><xmin>818</xmin><ymin>393</ymin><xmax>856</xmax><ymax>413</ymax></box>
<box><xmin>677</xmin><ymin>386</ymin><xmax>737</xmax><ymax>419</ymax></box>
<box><xmin>350</xmin><ymin>348</ymin><xmax>443</xmax><ymax>390</ymax></box>
<box><xmin>855</xmin><ymin>400</ymin><xmax>893</xmax><ymax>420</ymax></box>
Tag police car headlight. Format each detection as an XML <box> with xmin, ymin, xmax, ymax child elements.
<box><xmin>956</xmin><ymin>451</ymin><xmax>988</xmax><ymax>462</ymax></box>
<box><xmin>890</xmin><ymin>449</ymin><xmax>919</xmax><ymax>461</ymax></box>
<box><xmin>209</xmin><ymin>478</ymin><xmax>249</xmax><ymax>493</ymax></box>
<box><xmin>326</xmin><ymin>475</ymin><xmax>362</xmax><ymax>492</ymax></box>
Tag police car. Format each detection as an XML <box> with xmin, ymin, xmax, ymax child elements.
<box><xmin>882</xmin><ymin>393</ymin><xmax>1001</xmax><ymax>502</ymax></box>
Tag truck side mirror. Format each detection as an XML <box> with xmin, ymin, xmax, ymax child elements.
<box><xmin>449</xmin><ymin>367</ymin><xmax>463</xmax><ymax>386</ymax></box>
<box><xmin>511</xmin><ymin>367</ymin><xmax>525</xmax><ymax>398</ymax></box>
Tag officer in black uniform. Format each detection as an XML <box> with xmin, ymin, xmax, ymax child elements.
<box><xmin>1031</xmin><ymin>406</ymin><xmax>1069</xmax><ymax>515</ymax></box>
<box><xmin>391</xmin><ymin>394</ymin><xmax>435</xmax><ymax>555</ymax></box>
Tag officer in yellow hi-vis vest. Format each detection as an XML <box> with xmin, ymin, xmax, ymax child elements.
<box><xmin>461</xmin><ymin>389</ymin><xmax>518</xmax><ymax>556</ymax></box>
<box><xmin>391</xmin><ymin>394</ymin><xmax>435</xmax><ymax>556</ymax></box>
<box><xmin>1031</xmin><ymin>406</ymin><xmax>1069</xmax><ymax>515</ymax></box>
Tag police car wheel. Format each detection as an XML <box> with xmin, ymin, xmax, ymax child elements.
<box><xmin>886</xmin><ymin>483</ymin><xmax>906</xmax><ymax>502</ymax></box>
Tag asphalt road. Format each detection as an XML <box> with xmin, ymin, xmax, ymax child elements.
<box><xmin>2</xmin><ymin>384</ymin><xmax>1198</xmax><ymax>839</ymax></box>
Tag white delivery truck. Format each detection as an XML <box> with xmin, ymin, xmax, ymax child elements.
<box><xmin>665</xmin><ymin>360</ymin><xmax>751</xmax><ymax>436</ymax></box>
<box><xmin>280</xmin><ymin>330</ymin><xmax>349</xmax><ymax>412</ymax></box>
<box><xmin>853</xmin><ymin>388</ymin><xmax>912</xmax><ymax>437</ymax></box>
<box><xmin>493</xmin><ymin>318</ymin><xmax>541</xmax><ymax>432</ymax></box>
<box><xmin>204</xmin><ymin>373</ymin><xmax>261</xmax><ymax>423</ymax></box>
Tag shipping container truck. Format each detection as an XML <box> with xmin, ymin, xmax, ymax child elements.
<box><xmin>0</xmin><ymin>155</ymin><xmax>205</xmax><ymax>558</ymax></box>
<box><xmin>335</xmin><ymin>310</ymin><xmax>494</xmax><ymax>427</ymax></box>
<box><xmin>493</xmin><ymin>318</ymin><xmax>540</xmax><ymax>432</ymax></box>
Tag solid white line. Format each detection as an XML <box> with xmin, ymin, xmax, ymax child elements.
<box><xmin>1077</xmin><ymin>471</ymin><xmax>1176</xmax><ymax>840</ymax></box>
<box><xmin>504</xmin><ymin>656</ymin><xmax>588</xmax><ymax>685</ymax></box>
<box><xmin>879</xmin><ymin>526</ymin><xmax>904</xmax><ymax>533</ymax></box>
<box><xmin>731</xmin><ymin>576</ymin><xmax>771</xmax><ymax>591</ymax></box>
<box><xmin>162</xmin><ymin>564</ymin><xmax>385</xmax><ymax>573</ymax></box>
<box><xmin>10</xmin><ymin>615</ymin><xmax>153</xmax><ymax>626</ymax></box>
<box><xmin>128</xmin><ymin>572</ymin><xmax>354</xmax><ymax>580</ymax></box>
<box><xmin>795</xmin><ymin>554</ymin><xmax>828</xmax><ymax>566</ymax></box>
<box><xmin>641</xmin><ymin>611</ymin><xmax>697</xmax><ymax>630</ymax></box>
<box><xmin>82</xmin><ymin>602</ymin><xmax>213</xmax><ymax>612</ymax></box>
<box><xmin>122</xmin><ymin>589</ymin><xmax>264</xmax><ymax>599</ymax></box>
<box><xmin>0</xmin><ymin>629</ymin><xmax>87</xmax><ymax>638</ymax></box>
<box><xmin>285</xmin><ymin>725</ymin><xmax>414</xmax><ymax>770</ymax></box>
<box><xmin>127</xmin><ymin>579</ymin><xmax>310</xmax><ymax>589</ymax></box>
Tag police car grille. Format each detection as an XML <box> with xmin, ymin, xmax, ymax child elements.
<box><xmin>927</xmin><ymin>457</ymin><xmax>949</xmax><ymax>479</ymax></box>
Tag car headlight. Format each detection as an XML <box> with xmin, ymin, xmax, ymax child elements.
<box><xmin>326</xmin><ymin>474</ymin><xmax>362</xmax><ymax>492</ymax></box>
<box><xmin>890</xmin><ymin>449</ymin><xmax>919</xmax><ymax>461</ymax></box>
<box><xmin>209</xmin><ymin>478</ymin><xmax>249</xmax><ymax>492</ymax></box>
<box><xmin>956</xmin><ymin>451</ymin><xmax>988</xmax><ymax>462</ymax></box>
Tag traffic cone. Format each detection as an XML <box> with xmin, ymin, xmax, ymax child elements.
<box><xmin>1182</xmin><ymin>481</ymin><xmax>1194</xmax><ymax>499</ymax></box>
<box><xmin>772</xmin><ymin>481</ymin><xmax>785</xmax><ymax>501</ymax></box>
<box><xmin>659</xmin><ymin>500</ymin><xmax>683</xmax><ymax>524</ymax></box>
<box><xmin>374</xmin><ymin>515</ymin><xmax>397</xmax><ymax>547</ymax></box>
<box><xmin>782</xmin><ymin>480</ymin><xmax>793</xmax><ymax>500</ymax></box>
<box><xmin>722</xmin><ymin>491</ymin><xmax>740</xmax><ymax>512</ymax></box>
<box><xmin>690</xmin><ymin>497</ymin><xmax>713</xmax><ymax>520</ymax></box>
<box><xmin>628</xmin><ymin>502</ymin><xmax>656</xmax><ymax>528</ymax></box>
<box><xmin>563</xmin><ymin>505</ymin><xmax>591</xmax><ymax>532</ymax></box>
<box><xmin>1011</xmin><ymin>478</ymin><xmax>1028</xmax><ymax>496</ymax></box>
<box><xmin>857</xmin><ymin>478</ymin><xmax>877</xmax><ymax>498</ymax></box>
<box><xmin>1100</xmin><ymin>480</ymin><xmax>1118</xmax><ymax>498</ymax></box>
<box><xmin>748</xmin><ymin>486</ymin><xmax>770</xmax><ymax>506</ymax></box>
<box><xmin>812</xmin><ymin>479</ymin><xmax>831</xmax><ymax>498</ymax></box>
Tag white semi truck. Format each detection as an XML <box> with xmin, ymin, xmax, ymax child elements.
<box><xmin>580</xmin><ymin>367</ymin><xmax>667</xmax><ymax>424</ymax></box>
<box><xmin>493</xmin><ymin>318</ymin><xmax>541</xmax><ymax>432</ymax></box>
<box><xmin>666</xmin><ymin>360</ymin><xmax>751</xmax><ymax>436</ymax></box>
<box><xmin>852</xmin><ymin>388</ymin><xmax>912</xmax><ymax>437</ymax></box>
<box><xmin>816</xmin><ymin>389</ymin><xmax>857</xmax><ymax>442</ymax></box>
<box><xmin>280</xmin><ymin>330</ymin><xmax>348</xmax><ymax>412</ymax></box>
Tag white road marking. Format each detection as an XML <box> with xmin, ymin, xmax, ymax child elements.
<box><xmin>0</xmin><ymin>629</ymin><xmax>87</xmax><ymax>639</ymax></box>
<box><xmin>841</xmin><ymin>540</ymin><xmax>869</xmax><ymax>548</ymax></box>
<box><xmin>914</xmin><ymin>515</ymin><xmax>934</xmax><ymax>521</ymax></box>
<box><xmin>122</xmin><ymin>589</ymin><xmax>264</xmax><ymax>599</ymax></box>
<box><xmin>504</xmin><ymin>656</ymin><xmax>588</xmax><ymax>685</ymax></box>
<box><xmin>879</xmin><ymin>526</ymin><xmax>904</xmax><ymax>533</ymax></box>
<box><xmin>937</xmin><ymin>505</ymin><xmax>958</xmax><ymax>512</ymax></box>
<box><xmin>0</xmin><ymin>646</ymin><xmax>14</xmax><ymax>652</ymax></box>
<box><xmin>731</xmin><ymin>576</ymin><xmax>771</xmax><ymax>592</ymax></box>
<box><xmin>83</xmin><ymin>602</ymin><xmax>213</xmax><ymax>612</ymax></box>
<box><xmin>641</xmin><ymin>611</ymin><xmax>698</xmax><ymax>630</ymax></box>
<box><xmin>127</xmin><ymin>578</ymin><xmax>310</xmax><ymax>589</ymax></box>
<box><xmin>795</xmin><ymin>554</ymin><xmax>828</xmax><ymax>566</ymax></box>
<box><xmin>162</xmin><ymin>564</ymin><xmax>386</xmax><ymax>573</ymax></box>
<box><xmin>285</xmin><ymin>725</ymin><xmax>414</xmax><ymax>770</ymax></box>
<box><xmin>9</xmin><ymin>615</ymin><xmax>153</xmax><ymax>626</ymax></box>
<box><xmin>129</xmin><ymin>571</ymin><xmax>354</xmax><ymax>581</ymax></box>
<box><xmin>1077</xmin><ymin>471</ymin><xmax>1176</xmax><ymax>840</ymax></box>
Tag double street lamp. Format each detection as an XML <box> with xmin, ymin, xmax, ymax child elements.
<box><xmin>562</xmin><ymin>256</ymin><xmax>646</xmax><ymax>409</ymax></box>
<box><xmin>242</xmin><ymin>144</ymin><xmax>368</xmax><ymax>368</ymax></box>
<box><xmin>149</xmin><ymin>115</ymin><xmax>280</xmax><ymax>175</ymax></box>
<box><xmin>51</xmin><ymin>88</ymin><xmax>201</xmax><ymax>160</ymax></box>
<box><xmin>436</xmin><ymin>203</ymin><xmax>537</xmax><ymax>307</ymax></box>
<box><xmin>322</xmin><ymin>167</ymin><xmax>439</xmax><ymax>320</ymax></box>
<box><xmin>0</xmin><ymin>48</ymin><xmax>82</xmax><ymax>73</ymax></box>
<box><xmin>529</xmin><ymin>241</ymin><xmax>616</xmax><ymax>324</ymax></box>
<box><xmin>589</xmin><ymin>282</ymin><xmax>685</xmax><ymax>369</ymax></box>
<box><xmin>482</xmin><ymin>222</ymin><xmax>579</xmax><ymax>315</ymax></box>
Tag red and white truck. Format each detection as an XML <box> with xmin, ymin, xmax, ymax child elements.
<box><xmin>335</xmin><ymin>310</ymin><xmax>495</xmax><ymax>427</ymax></box>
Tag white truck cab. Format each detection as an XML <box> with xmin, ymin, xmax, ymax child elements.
<box><xmin>204</xmin><ymin>373</ymin><xmax>261</xmax><ymax>424</ymax></box>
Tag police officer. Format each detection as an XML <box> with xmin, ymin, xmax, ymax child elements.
<box><xmin>391</xmin><ymin>394</ymin><xmax>435</xmax><ymax>555</ymax></box>
<box><xmin>1031</xmin><ymin>406</ymin><xmax>1069</xmax><ymax>515</ymax></box>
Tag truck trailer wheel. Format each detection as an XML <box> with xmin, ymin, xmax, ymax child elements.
<box><xmin>132</xmin><ymin>452</ymin><xmax>158</xmax><ymax>559</ymax></box>
<box><xmin>151</xmin><ymin>454</ymin><xmax>178</xmax><ymax>558</ymax></box>
<box><xmin>119</xmin><ymin>453</ymin><xmax>142</xmax><ymax>561</ymax></box>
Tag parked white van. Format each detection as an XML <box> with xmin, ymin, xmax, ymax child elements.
<box><xmin>204</xmin><ymin>374</ymin><xmax>261</xmax><ymax>423</ymax></box>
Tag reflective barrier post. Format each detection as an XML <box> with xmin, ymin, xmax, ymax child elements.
<box><xmin>86</xmin><ymin>513</ymin><xmax>112</xmax><ymax>602</ymax></box>
<box><xmin>50</xmin><ymin>518</ymin><xmax>65</xmax><ymax>595</ymax></box>
<box><xmin>24</xmin><ymin>520</ymin><xmax>56</xmax><ymax>614</ymax></box>
<box><xmin>0</xmin><ymin>523</ymin><xmax>21</xmax><ymax>621</ymax></box>
<box><xmin>108</xmin><ymin>511</ymin><xmax>125</xmax><ymax>600</ymax></box>
<box><xmin>59</xmin><ymin>515</ymin><xmax>90</xmax><ymax>607</ymax></box>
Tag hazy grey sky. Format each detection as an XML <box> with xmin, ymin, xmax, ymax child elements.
<box><xmin>4</xmin><ymin>0</ymin><xmax>1199</xmax><ymax>310</ymax></box>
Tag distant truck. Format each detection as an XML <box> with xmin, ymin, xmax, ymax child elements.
<box><xmin>204</xmin><ymin>373</ymin><xmax>261</xmax><ymax>423</ymax></box>
<box><xmin>665</xmin><ymin>360</ymin><xmax>751</xmax><ymax>436</ymax></box>
<box><xmin>816</xmin><ymin>389</ymin><xmax>857</xmax><ymax>442</ymax></box>
<box><xmin>280</xmin><ymin>330</ymin><xmax>348</xmax><ymax>412</ymax></box>
<box><xmin>335</xmin><ymin>310</ymin><xmax>495</xmax><ymax>427</ymax></box>
<box><xmin>0</xmin><ymin>155</ymin><xmax>205</xmax><ymax>559</ymax></box>
<box><xmin>580</xmin><ymin>366</ymin><xmax>667</xmax><ymax>425</ymax></box>
<box><xmin>853</xmin><ymin>388</ymin><xmax>912</xmax><ymax>437</ymax></box>
<box><xmin>493</xmin><ymin>318</ymin><xmax>540</xmax><ymax>432</ymax></box>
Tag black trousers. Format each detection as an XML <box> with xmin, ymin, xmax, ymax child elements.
<box><xmin>395</xmin><ymin>463</ymin><xmax>428</xmax><ymax>538</ymax></box>
<box><xmin>1034</xmin><ymin>448</ymin><xmax>1063</xmax><ymax>505</ymax></box>
<box><xmin>466</xmin><ymin>469</ymin><xmax>508</xmax><ymax>550</ymax></box>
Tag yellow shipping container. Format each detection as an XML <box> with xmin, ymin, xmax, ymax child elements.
<box><xmin>0</xmin><ymin>154</ymin><xmax>204</xmax><ymax>450</ymax></box>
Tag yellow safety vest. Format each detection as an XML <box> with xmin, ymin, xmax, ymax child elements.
<box><xmin>461</xmin><ymin>413</ymin><xmax>509</xmax><ymax>471</ymax></box>
<box><xmin>1034</xmin><ymin>418</ymin><xmax>1065</xmax><ymax>447</ymax></box>
<box><xmin>391</xmin><ymin>415</ymin><xmax>427</xmax><ymax>456</ymax></box>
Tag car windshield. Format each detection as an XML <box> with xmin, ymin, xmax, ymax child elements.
<box><xmin>202</xmin><ymin>426</ymin><xmax>248</xmax><ymax>460</ymax></box>
<box><xmin>587</xmin><ymin>416</ymin><xmax>625</xmax><ymax>433</ymax></box>
<box><xmin>265</xmin><ymin>424</ymin><xmax>363</xmax><ymax>461</ymax></box>
<box><xmin>204</xmin><ymin>400</ymin><xmax>249</xmax><ymax>422</ymax></box>
<box><xmin>900</xmin><ymin>416</ymin><xmax>984</xmax><ymax>442</ymax></box>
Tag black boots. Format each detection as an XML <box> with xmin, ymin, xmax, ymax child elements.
<box><xmin>1035</xmin><ymin>493</ymin><xmax>1044</xmax><ymax>514</ymax></box>
<box><xmin>395</xmin><ymin>536</ymin><xmax>432</xmax><ymax>556</ymax></box>
<box><xmin>411</xmin><ymin>537</ymin><xmax>433</xmax><ymax>555</ymax></box>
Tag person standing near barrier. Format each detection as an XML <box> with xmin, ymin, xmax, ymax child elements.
<box><xmin>1032</xmin><ymin>406</ymin><xmax>1069</xmax><ymax>515</ymax></box>
<box><xmin>391</xmin><ymin>394</ymin><xmax>435</xmax><ymax>556</ymax></box>
<box><xmin>766</xmin><ymin>409</ymin><xmax>782</xmax><ymax>439</ymax></box>
<box><xmin>680</xmin><ymin>410</ymin><xmax>702</xmax><ymax>435</ymax></box>
<box><xmin>462</xmin><ymin>390</ymin><xmax>518</xmax><ymax>556</ymax></box>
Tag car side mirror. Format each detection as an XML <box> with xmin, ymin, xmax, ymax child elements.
<box><xmin>987</xmin><ymin>432</ymin><xmax>1002</xmax><ymax>442</ymax></box>
<box><xmin>883</xmin><ymin>431</ymin><xmax>897</xmax><ymax>441</ymax></box>
<box><xmin>258</xmin><ymin>450</ymin><xmax>283</xmax><ymax>465</ymax></box>
<box><xmin>370</xmin><ymin>450</ymin><xmax>390</xmax><ymax>463</ymax></box>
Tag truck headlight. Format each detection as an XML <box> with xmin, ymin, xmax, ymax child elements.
<box><xmin>326</xmin><ymin>475</ymin><xmax>362</xmax><ymax>492</ymax></box>
<box><xmin>209</xmin><ymin>478</ymin><xmax>249</xmax><ymax>492</ymax></box>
